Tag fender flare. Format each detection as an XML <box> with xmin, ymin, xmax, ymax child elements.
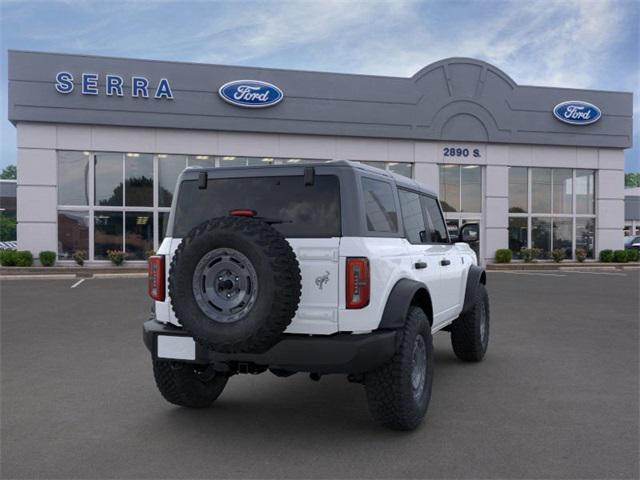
<box><xmin>461</xmin><ymin>265</ymin><xmax>487</xmax><ymax>314</ymax></box>
<box><xmin>378</xmin><ymin>278</ymin><xmax>433</xmax><ymax>330</ymax></box>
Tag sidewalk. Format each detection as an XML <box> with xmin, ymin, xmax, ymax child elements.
<box><xmin>486</xmin><ymin>262</ymin><xmax>640</xmax><ymax>271</ymax></box>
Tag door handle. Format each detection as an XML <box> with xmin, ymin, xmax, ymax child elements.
<box><xmin>414</xmin><ymin>261</ymin><xmax>427</xmax><ymax>269</ymax></box>
<box><xmin>440</xmin><ymin>259</ymin><xmax>451</xmax><ymax>266</ymax></box>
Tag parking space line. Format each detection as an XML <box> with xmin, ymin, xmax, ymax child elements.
<box><xmin>490</xmin><ymin>271</ymin><xmax>566</xmax><ymax>277</ymax></box>
<box><xmin>566</xmin><ymin>270</ymin><xmax>626</xmax><ymax>276</ymax></box>
<box><xmin>70</xmin><ymin>278</ymin><xmax>86</xmax><ymax>288</ymax></box>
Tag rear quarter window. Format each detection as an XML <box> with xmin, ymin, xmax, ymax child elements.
<box><xmin>361</xmin><ymin>177</ymin><xmax>398</xmax><ymax>233</ymax></box>
<box><xmin>173</xmin><ymin>175</ymin><xmax>341</xmax><ymax>238</ymax></box>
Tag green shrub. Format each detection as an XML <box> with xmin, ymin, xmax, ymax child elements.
<box><xmin>520</xmin><ymin>247</ymin><xmax>542</xmax><ymax>263</ymax></box>
<box><xmin>107</xmin><ymin>250</ymin><xmax>127</xmax><ymax>266</ymax></box>
<box><xmin>599</xmin><ymin>249</ymin><xmax>614</xmax><ymax>262</ymax></box>
<box><xmin>144</xmin><ymin>249</ymin><xmax>156</xmax><ymax>259</ymax></box>
<box><xmin>626</xmin><ymin>249</ymin><xmax>639</xmax><ymax>262</ymax></box>
<box><xmin>0</xmin><ymin>249</ymin><xmax>18</xmax><ymax>266</ymax></box>
<box><xmin>39</xmin><ymin>250</ymin><xmax>56</xmax><ymax>267</ymax></box>
<box><xmin>495</xmin><ymin>249</ymin><xmax>512</xmax><ymax>263</ymax></box>
<box><xmin>575</xmin><ymin>249</ymin><xmax>587</xmax><ymax>263</ymax></box>
<box><xmin>73</xmin><ymin>250</ymin><xmax>87</xmax><ymax>266</ymax></box>
<box><xmin>613</xmin><ymin>250</ymin><xmax>628</xmax><ymax>263</ymax></box>
<box><xmin>551</xmin><ymin>249</ymin><xmax>565</xmax><ymax>263</ymax></box>
<box><xmin>15</xmin><ymin>250</ymin><xmax>34</xmax><ymax>267</ymax></box>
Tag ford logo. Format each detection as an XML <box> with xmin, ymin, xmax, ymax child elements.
<box><xmin>218</xmin><ymin>80</ymin><xmax>283</xmax><ymax>108</ymax></box>
<box><xmin>553</xmin><ymin>100</ymin><xmax>601</xmax><ymax>125</ymax></box>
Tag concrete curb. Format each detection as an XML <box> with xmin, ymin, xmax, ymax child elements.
<box><xmin>486</xmin><ymin>262</ymin><xmax>639</xmax><ymax>271</ymax></box>
<box><xmin>0</xmin><ymin>272</ymin><xmax>148</xmax><ymax>280</ymax></box>
<box><xmin>0</xmin><ymin>266</ymin><xmax>146</xmax><ymax>276</ymax></box>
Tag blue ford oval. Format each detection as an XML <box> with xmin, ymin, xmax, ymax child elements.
<box><xmin>218</xmin><ymin>80</ymin><xmax>284</xmax><ymax>108</ymax></box>
<box><xmin>553</xmin><ymin>100</ymin><xmax>601</xmax><ymax>125</ymax></box>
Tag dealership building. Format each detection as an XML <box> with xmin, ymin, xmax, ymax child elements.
<box><xmin>7</xmin><ymin>50</ymin><xmax>633</xmax><ymax>264</ymax></box>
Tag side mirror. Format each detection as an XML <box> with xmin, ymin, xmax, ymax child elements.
<box><xmin>459</xmin><ymin>223</ymin><xmax>479</xmax><ymax>243</ymax></box>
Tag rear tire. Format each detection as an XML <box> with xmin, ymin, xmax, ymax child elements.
<box><xmin>450</xmin><ymin>283</ymin><xmax>489</xmax><ymax>362</ymax></box>
<box><xmin>364</xmin><ymin>306</ymin><xmax>433</xmax><ymax>430</ymax></box>
<box><xmin>153</xmin><ymin>360</ymin><xmax>228</xmax><ymax>408</ymax></box>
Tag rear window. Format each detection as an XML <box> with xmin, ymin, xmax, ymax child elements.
<box><xmin>173</xmin><ymin>175</ymin><xmax>341</xmax><ymax>238</ymax></box>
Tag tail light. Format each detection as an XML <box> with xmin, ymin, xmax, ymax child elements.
<box><xmin>148</xmin><ymin>255</ymin><xmax>165</xmax><ymax>301</ymax></box>
<box><xmin>346</xmin><ymin>257</ymin><xmax>370</xmax><ymax>309</ymax></box>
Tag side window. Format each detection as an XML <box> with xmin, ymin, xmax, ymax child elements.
<box><xmin>361</xmin><ymin>177</ymin><xmax>398</xmax><ymax>233</ymax></box>
<box><xmin>398</xmin><ymin>189</ymin><xmax>427</xmax><ymax>244</ymax></box>
<box><xmin>421</xmin><ymin>195</ymin><xmax>450</xmax><ymax>243</ymax></box>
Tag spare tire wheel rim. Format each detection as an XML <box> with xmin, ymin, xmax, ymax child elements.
<box><xmin>192</xmin><ymin>247</ymin><xmax>259</xmax><ymax>323</ymax></box>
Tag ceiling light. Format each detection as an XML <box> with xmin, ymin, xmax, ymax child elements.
<box><xmin>388</xmin><ymin>162</ymin><xmax>398</xmax><ymax>166</ymax></box>
<box><xmin>195</xmin><ymin>155</ymin><xmax>209</xmax><ymax>160</ymax></box>
<box><xmin>82</xmin><ymin>151</ymin><xmax>91</xmax><ymax>156</ymax></box>
<box><xmin>126</xmin><ymin>153</ymin><xmax>140</xmax><ymax>157</ymax></box>
<box><xmin>158</xmin><ymin>154</ymin><xmax>167</xmax><ymax>159</ymax></box>
<box><xmin>463</xmin><ymin>165</ymin><xmax>479</xmax><ymax>169</ymax></box>
<box><xmin>287</xmin><ymin>159</ymin><xmax>300</xmax><ymax>163</ymax></box>
<box><xmin>222</xmin><ymin>156</ymin><xmax>236</xmax><ymax>161</ymax></box>
<box><xmin>261</xmin><ymin>158</ymin><xmax>273</xmax><ymax>162</ymax></box>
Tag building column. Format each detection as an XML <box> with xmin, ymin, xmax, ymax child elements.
<box><xmin>16</xmin><ymin>123</ymin><xmax>58</xmax><ymax>258</ymax></box>
<box><xmin>596</xmin><ymin>149</ymin><xmax>624</xmax><ymax>253</ymax></box>
<box><xmin>483</xmin><ymin>165</ymin><xmax>509</xmax><ymax>264</ymax></box>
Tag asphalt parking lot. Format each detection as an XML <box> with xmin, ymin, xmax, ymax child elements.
<box><xmin>1</xmin><ymin>270</ymin><xmax>638</xmax><ymax>479</ymax></box>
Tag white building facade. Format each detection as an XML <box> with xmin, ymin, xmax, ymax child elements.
<box><xmin>8</xmin><ymin>51</ymin><xmax>633</xmax><ymax>264</ymax></box>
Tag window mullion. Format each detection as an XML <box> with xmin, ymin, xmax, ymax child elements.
<box><xmin>89</xmin><ymin>153</ymin><xmax>95</xmax><ymax>261</ymax></box>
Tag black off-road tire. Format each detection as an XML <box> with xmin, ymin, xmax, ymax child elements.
<box><xmin>364</xmin><ymin>307</ymin><xmax>433</xmax><ymax>431</ymax></box>
<box><xmin>450</xmin><ymin>283</ymin><xmax>489</xmax><ymax>362</ymax></box>
<box><xmin>153</xmin><ymin>360</ymin><xmax>228</xmax><ymax>408</ymax></box>
<box><xmin>169</xmin><ymin>216</ymin><xmax>301</xmax><ymax>354</ymax></box>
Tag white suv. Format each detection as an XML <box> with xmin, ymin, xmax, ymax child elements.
<box><xmin>144</xmin><ymin>161</ymin><xmax>489</xmax><ymax>430</ymax></box>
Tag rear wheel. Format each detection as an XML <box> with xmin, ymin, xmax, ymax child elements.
<box><xmin>450</xmin><ymin>283</ymin><xmax>489</xmax><ymax>362</ymax></box>
<box><xmin>364</xmin><ymin>306</ymin><xmax>433</xmax><ymax>430</ymax></box>
<box><xmin>153</xmin><ymin>360</ymin><xmax>228</xmax><ymax>408</ymax></box>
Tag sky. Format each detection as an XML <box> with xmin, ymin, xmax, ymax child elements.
<box><xmin>0</xmin><ymin>0</ymin><xmax>638</xmax><ymax>171</ymax></box>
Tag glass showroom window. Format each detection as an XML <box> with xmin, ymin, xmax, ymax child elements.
<box><xmin>438</xmin><ymin>165</ymin><xmax>482</xmax><ymax>238</ymax></box>
<box><xmin>57</xmin><ymin>152</ymin><xmax>332</xmax><ymax>261</ymax></box>
<box><xmin>508</xmin><ymin>167</ymin><xmax>596</xmax><ymax>260</ymax></box>
<box><xmin>360</xmin><ymin>161</ymin><xmax>413</xmax><ymax>178</ymax></box>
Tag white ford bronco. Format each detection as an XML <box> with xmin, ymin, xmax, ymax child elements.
<box><xmin>144</xmin><ymin>161</ymin><xmax>489</xmax><ymax>430</ymax></box>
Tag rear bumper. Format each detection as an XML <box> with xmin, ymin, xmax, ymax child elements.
<box><xmin>143</xmin><ymin>319</ymin><xmax>397</xmax><ymax>374</ymax></box>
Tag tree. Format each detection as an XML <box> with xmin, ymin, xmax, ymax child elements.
<box><xmin>1</xmin><ymin>165</ymin><xmax>16</xmax><ymax>179</ymax></box>
<box><xmin>625</xmin><ymin>173</ymin><xmax>640</xmax><ymax>188</ymax></box>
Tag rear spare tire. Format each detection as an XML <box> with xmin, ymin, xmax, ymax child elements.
<box><xmin>169</xmin><ymin>216</ymin><xmax>301</xmax><ymax>353</ymax></box>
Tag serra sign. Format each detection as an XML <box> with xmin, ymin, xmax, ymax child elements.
<box><xmin>55</xmin><ymin>72</ymin><xmax>174</xmax><ymax>99</ymax></box>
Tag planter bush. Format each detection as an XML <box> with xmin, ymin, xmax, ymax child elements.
<box><xmin>626</xmin><ymin>249</ymin><xmax>639</xmax><ymax>262</ymax></box>
<box><xmin>599</xmin><ymin>249</ymin><xmax>614</xmax><ymax>262</ymax></box>
<box><xmin>575</xmin><ymin>249</ymin><xmax>587</xmax><ymax>263</ymax></box>
<box><xmin>0</xmin><ymin>249</ymin><xmax>18</xmax><ymax>266</ymax></box>
<box><xmin>520</xmin><ymin>248</ymin><xmax>533</xmax><ymax>263</ymax></box>
<box><xmin>39</xmin><ymin>250</ymin><xmax>56</xmax><ymax>267</ymax></box>
<box><xmin>495</xmin><ymin>249</ymin><xmax>512</xmax><ymax>263</ymax></box>
<box><xmin>73</xmin><ymin>250</ymin><xmax>87</xmax><ymax>266</ymax></box>
<box><xmin>107</xmin><ymin>250</ymin><xmax>127</xmax><ymax>266</ymax></box>
<box><xmin>613</xmin><ymin>250</ymin><xmax>628</xmax><ymax>263</ymax></box>
<box><xmin>520</xmin><ymin>247</ymin><xmax>542</xmax><ymax>263</ymax></box>
<box><xmin>15</xmin><ymin>250</ymin><xmax>34</xmax><ymax>267</ymax></box>
<box><xmin>144</xmin><ymin>249</ymin><xmax>156</xmax><ymax>259</ymax></box>
<box><xmin>551</xmin><ymin>249</ymin><xmax>565</xmax><ymax>263</ymax></box>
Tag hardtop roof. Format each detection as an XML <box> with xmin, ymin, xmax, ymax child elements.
<box><xmin>183</xmin><ymin>160</ymin><xmax>437</xmax><ymax>197</ymax></box>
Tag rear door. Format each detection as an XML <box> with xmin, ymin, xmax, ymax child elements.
<box><xmin>421</xmin><ymin>195</ymin><xmax>463</xmax><ymax>325</ymax></box>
